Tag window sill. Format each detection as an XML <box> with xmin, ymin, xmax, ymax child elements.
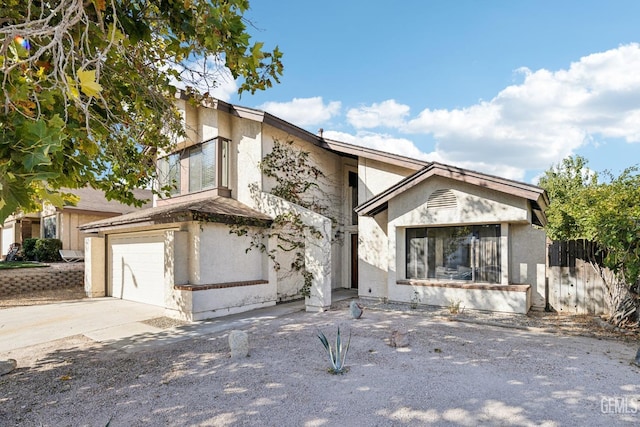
<box><xmin>175</xmin><ymin>279</ymin><xmax>268</xmax><ymax>291</ymax></box>
<box><xmin>397</xmin><ymin>279</ymin><xmax>530</xmax><ymax>292</ymax></box>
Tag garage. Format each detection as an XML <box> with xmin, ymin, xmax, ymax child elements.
<box><xmin>109</xmin><ymin>233</ymin><xmax>166</xmax><ymax>307</ymax></box>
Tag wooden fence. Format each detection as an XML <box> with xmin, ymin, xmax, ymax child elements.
<box><xmin>547</xmin><ymin>240</ymin><xmax>609</xmax><ymax>315</ymax></box>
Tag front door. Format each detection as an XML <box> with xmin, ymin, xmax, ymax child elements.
<box><xmin>351</xmin><ymin>233</ymin><xmax>359</xmax><ymax>289</ymax></box>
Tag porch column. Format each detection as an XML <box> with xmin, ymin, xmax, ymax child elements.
<box><xmin>84</xmin><ymin>236</ymin><xmax>105</xmax><ymax>297</ymax></box>
<box><xmin>501</xmin><ymin>223</ymin><xmax>509</xmax><ymax>285</ymax></box>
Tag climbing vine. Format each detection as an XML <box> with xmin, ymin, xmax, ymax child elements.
<box><xmin>230</xmin><ymin>139</ymin><xmax>339</xmax><ymax>297</ymax></box>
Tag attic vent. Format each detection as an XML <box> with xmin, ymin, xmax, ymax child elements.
<box><xmin>427</xmin><ymin>189</ymin><xmax>457</xmax><ymax>211</ymax></box>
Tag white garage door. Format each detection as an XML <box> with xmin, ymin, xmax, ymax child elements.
<box><xmin>109</xmin><ymin>234</ymin><xmax>166</xmax><ymax>307</ymax></box>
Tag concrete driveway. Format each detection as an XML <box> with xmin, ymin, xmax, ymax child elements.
<box><xmin>0</xmin><ymin>298</ymin><xmax>165</xmax><ymax>352</ymax></box>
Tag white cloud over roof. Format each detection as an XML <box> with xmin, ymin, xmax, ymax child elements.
<box><xmin>323</xmin><ymin>130</ymin><xmax>432</xmax><ymax>162</ymax></box>
<box><xmin>257</xmin><ymin>97</ymin><xmax>341</xmax><ymax>127</ymax></box>
<box><xmin>346</xmin><ymin>99</ymin><xmax>410</xmax><ymax>128</ymax></box>
<box><xmin>340</xmin><ymin>44</ymin><xmax>640</xmax><ymax>181</ymax></box>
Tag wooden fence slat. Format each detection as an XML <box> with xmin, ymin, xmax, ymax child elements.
<box><xmin>547</xmin><ymin>239</ymin><xmax>609</xmax><ymax>315</ymax></box>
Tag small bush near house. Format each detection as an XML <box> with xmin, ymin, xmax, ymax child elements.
<box><xmin>22</xmin><ymin>238</ymin><xmax>38</xmax><ymax>261</ymax></box>
<box><xmin>34</xmin><ymin>239</ymin><xmax>63</xmax><ymax>262</ymax></box>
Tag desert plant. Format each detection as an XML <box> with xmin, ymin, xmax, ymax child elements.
<box><xmin>317</xmin><ymin>326</ymin><xmax>351</xmax><ymax>374</ymax></box>
<box><xmin>410</xmin><ymin>290</ymin><xmax>420</xmax><ymax>309</ymax></box>
<box><xmin>34</xmin><ymin>238</ymin><xmax>62</xmax><ymax>262</ymax></box>
<box><xmin>448</xmin><ymin>299</ymin><xmax>462</xmax><ymax>314</ymax></box>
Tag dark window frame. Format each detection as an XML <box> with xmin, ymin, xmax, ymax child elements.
<box><xmin>406</xmin><ymin>225</ymin><xmax>502</xmax><ymax>283</ymax></box>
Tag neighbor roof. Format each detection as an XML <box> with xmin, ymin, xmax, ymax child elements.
<box><xmin>79</xmin><ymin>196</ymin><xmax>272</xmax><ymax>233</ymax></box>
<box><xmin>355</xmin><ymin>162</ymin><xmax>549</xmax><ymax>227</ymax></box>
<box><xmin>61</xmin><ymin>187</ymin><xmax>153</xmax><ymax>214</ymax></box>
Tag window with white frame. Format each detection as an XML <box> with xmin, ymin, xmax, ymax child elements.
<box><xmin>406</xmin><ymin>225</ymin><xmax>501</xmax><ymax>283</ymax></box>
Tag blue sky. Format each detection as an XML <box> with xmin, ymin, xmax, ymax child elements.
<box><xmin>209</xmin><ymin>1</ymin><xmax>640</xmax><ymax>184</ymax></box>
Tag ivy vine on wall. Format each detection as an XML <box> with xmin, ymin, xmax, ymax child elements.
<box><xmin>229</xmin><ymin>139</ymin><xmax>340</xmax><ymax>297</ymax></box>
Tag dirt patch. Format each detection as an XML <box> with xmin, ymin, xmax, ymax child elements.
<box><xmin>1</xmin><ymin>302</ymin><xmax>639</xmax><ymax>426</ymax></box>
<box><xmin>0</xmin><ymin>286</ymin><xmax>85</xmax><ymax>309</ymax></box>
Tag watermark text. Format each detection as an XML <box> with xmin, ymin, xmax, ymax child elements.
<box><xmin>601</xmin><ymin>396</ymin><xmax>639</xmax><ymax>414</ymax></box>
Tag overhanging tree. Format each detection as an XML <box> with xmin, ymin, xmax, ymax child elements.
<box><xmin>539</xmin><ymin>155</ymin><xmax>640</xmax><ymax>327</ymax></box>
<box><xmin>0</xmin><ymin>0</ymin><xmax>283</xmax><ymax>221</ymax></box>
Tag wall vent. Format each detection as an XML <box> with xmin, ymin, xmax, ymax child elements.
<box><xmin>427</xmin><ymin>189</ymin><xmax>457</xmax><ymax>210</ymax></box>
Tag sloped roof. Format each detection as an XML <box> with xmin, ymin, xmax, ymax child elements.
<box><xmin>184</xmin><ymin>93</ymin><xmax>429</xmax><ymax>172</ymax></box>
<box><xmin>355</xmin><ymin>162</ymin><xmax>549</xmax><ymax>227</ymax></box>
<box><xmin>79</xmin><ymin>196</ymin><xmax>272</xmax><ymax>233</ymax></box>
<box><xmin>61</xmin><ymin>187</ymin><xmax>153</xmax><ymax>214</ymax></box>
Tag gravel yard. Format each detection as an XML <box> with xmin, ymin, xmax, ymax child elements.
<box><xmin>1</xmin><ymin>294</ymin><xmax>639</xmax><ymax>426</ymax></box>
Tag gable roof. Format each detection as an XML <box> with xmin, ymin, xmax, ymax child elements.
<box><xmin>354</xmin><ymin>162</ymin><xmax>549</xmax><ymax>227</ymax></box>
<box><xmin>183</xmin><ymin>93</ymin><xmax>429</xmax><ymax>172</ymax></box>
<box><xmin>61</xmin><ymin>187</ymin><xmax>153</xmax><ymax>214</ymax></box>
<box><xmin>79</xmin><ymin>196</ymin><xmax>272</xmax><ymax>233</ymax></box>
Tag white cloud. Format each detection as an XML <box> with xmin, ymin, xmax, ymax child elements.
<box><xmin>346</xmin><ymin>99</ymin><xmax>410</xmax><ymax>128</ymax></box>
<box><xmin>208</xmin><ymin>68</ymin><xmax>237</xmax><ymax>102</ymax></box>
<box><xmin>401</xmin><ymin>44</ymin><xmax>640</xmax><ymax>175</ymax></box>
<box><xmin>257</xmin><ymin>97</ymin><xmax>341</xmax><ymax>127</ymax></box>
<box><xmin>167</xmin><ymin>55</ymin><xmax>238</xmax><ymax>101</ymax></box>
<box><xmin>323</xmin><ymin>130</ymin><xmax>432</xmax><ymax>161</ymax></box>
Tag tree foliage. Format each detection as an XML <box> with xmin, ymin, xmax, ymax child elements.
<box><xmin>540</xmin><ymin>155</ymin><xmax>640</xmax><ymax>326</ymax></box>
<box><xmin>0</xmin><ymin>0</ymin><xmax>283</xmax><ymax>221</ymax></box>
<box><xmin>539</xmin><ymin>155</ymin><xmax>640</xmax><ymax>287</ymax></box>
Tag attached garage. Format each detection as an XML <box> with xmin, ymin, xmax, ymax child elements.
<box><xmin>81</xmin><ymin>197</ymin><xmax>276</xmax><ymax>320</ymax></box>
<box><xmin>109</xmin><ymin>233</ymin><xmax>166</xmax><ymax>307</ymax></box>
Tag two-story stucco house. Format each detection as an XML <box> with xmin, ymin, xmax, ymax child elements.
<box><xmin>80</xmin><ymin>93</ymin><xmax>549</xmax><ymax>321</ymax></box>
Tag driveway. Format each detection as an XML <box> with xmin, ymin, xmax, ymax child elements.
<box><xmin>0</xmin><ymin>298</ymin><xmax>165</xmax><ymax>352</ymax></box>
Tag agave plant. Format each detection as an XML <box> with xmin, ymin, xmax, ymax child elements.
<box><xmin>317</xmin><ymin>326</ymin><xmax>351</xmax><ymax>374</ymax></box>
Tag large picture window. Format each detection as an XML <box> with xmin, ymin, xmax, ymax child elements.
<box><xmin>406</xmin><ymin>225</ymin><xmax>501</xmax><ymax>283</ymax></box>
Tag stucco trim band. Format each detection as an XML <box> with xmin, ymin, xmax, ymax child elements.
<box><xmin>397</xmin><ymin>279</ymin><xmax>530</xmax><ymax>293</ymax></box>
<box><xmin>174</xmin><ymin>279</ymin><xmax>269</xmax><ymax>291</ymax></box>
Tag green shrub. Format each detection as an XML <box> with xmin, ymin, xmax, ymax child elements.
<box><xmin>22</xmin><ymin>238</ymin><xmax>38</xmax><ymax>261</ymax></box>
<box><xmin>34</xmin><ymin>238</ymin><xmax>63</xmax><ymax>262</ymax></box>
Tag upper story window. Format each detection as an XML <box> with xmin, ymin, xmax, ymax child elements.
<box><xmin>406</xmin><ymin>225</ymin><xmax>501</xmax><ymax>283</ymax></box>
<box><xmin>189</xmin><ymin>139</ymin><xmax>216</xmax><ymax>192</ymax></box>
<box><xmin>157</xmin><ymin>137</ymin><xmax>230</xmax><ymax>197</ymax></box>
<box><xmin>157</xmin><ymin>152</ymin><xmax>181</xmax><ymax>196</ymax></box>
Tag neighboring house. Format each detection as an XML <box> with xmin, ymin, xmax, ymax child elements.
<box><xmin>80</xmin><ymin>93</ymin><xmax>549</xmax><ymax>321</ymax></box>
<box><xmin>1</xmin><ymin>187</ymin><xmax>152</xmax><ymax>257</ymax></box>
<box><xmin>1</xmin><ymin>212</ymin><xmax>40</xmax><ymax>258</ymax></box>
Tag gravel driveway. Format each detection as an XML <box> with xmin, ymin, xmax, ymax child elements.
<box><xmin>1</xmin><ymin>300</ymin><xmax>639</xmax><ymax>426</ymax></box>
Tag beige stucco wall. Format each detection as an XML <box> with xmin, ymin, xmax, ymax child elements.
<box><xmin>357</xmin><ymin>158</ymin><xmax>417</xmax><ymax>299</ymax></box>
<box><xmin>510</xmin><ymin>224</ymin><xmax>547</xmax><ymax>309</ymax></box>
<box><xmin>259</xmin><ymin>126</ymin><xmax>344</xmax><ymax>292</ymax></box>
<box><xmin>60</xmin><ymin>212</ymin><xmax>117</xmax><ymax>251</ymax></box>
<box><xmin>255</xmin><ymin>192</ymin><xmax>333</xmax><ymax>311</ymax></box>
<box><xmin>169</xmin><ymin>224</ymin><xmax>276</xmax><ymax>321</ymax></box>
<box><xmin>187</xmin><ymin>222</ymin><xmax>266</xmax><ymax>285</ymax></box>
<box><xmin>387</xmin><ymin>176</ymin><xmax>531</xmax><ymax>226</ymax></box>
<box><xmin>84</xmin><ymin>236</ymin><xmax>105</xmax><ymax>297</ymax></box>
<box><xmin>233</xmin><ymin>116</ymin><xmax>262</xmax><ymax>206</ymax></box>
